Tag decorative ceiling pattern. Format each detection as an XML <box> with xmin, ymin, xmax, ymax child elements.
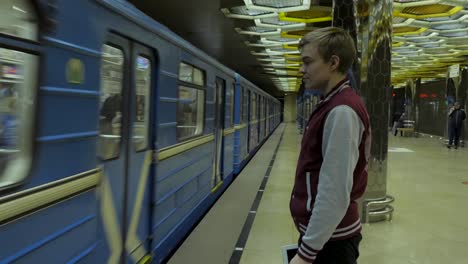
<box><xmin>222</xmin><ymin>0</ymin><xmax>468</xmax><ymax>92</ymax></box>
<box><xmin>392</xmin><ymin>0</ymin><xmax>468</xmax><ymax>86</ymax></box>
<box><xmin>222</xmin><ymin>0</ymin><xmax>333</xmax><ymax>92</ymax></box>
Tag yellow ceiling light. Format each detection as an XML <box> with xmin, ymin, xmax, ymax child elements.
<box><xmin>283</xmin><ymin>43</ymin><xmax>299</xmax><ymax>50</ymax></box>
<box><xmin>394</xmin><ymin>4</ymin><xmax>463</xmax><ymax>19</ymax></box>
<box><xmin>278</xmin><ymin>5</ymin><xmax>332</xmax><ymax>23</ymax></box>
<box><xmin>285</xmin><ymin>56</ymin><xmax>302</xmax><ymax>63</ymax></box>
<box><xmin>285</xmin><ymin>54</ymin><xmax>301</xmax><ymax>59</ymax></box>
<box><xmin>393</xmin><ymin>26</ymin><xmax>428</xmax><ymax>36</ymax></box>
<box><xmin>281</xmin><ymin>29</ymin><xmax>311</xmax><ymax>39</ymax></box>
<box><xmin>286</xmin><ymin>71</ymin><xmax>302</xmax><ymax>76</ymax></box>
<box><xmin>286</xmin><ymin>63</ymin><xmax>302</xmax><ymax>69</ymax></box>
<box><xmin>403</xmin><ymin>4</ymin><xmax>453</xmax><ymax>15</ymax></box>
<box><xmin>254</xmin><ymin>17</ymin><xmax>306</xmax><ymax>30</ymax></box>
<box><xmin>286</xmin><ymin>59</ymin><xmax>301</xmax><ymax>64</ymax></box>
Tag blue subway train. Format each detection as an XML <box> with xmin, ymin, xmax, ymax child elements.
<box><xmin>297</xmin><ymin>89</ymin><xmax>320</xmax><ymax>134</ymax></box>
<box><xmin>0</xmin><ymin>1</ymin><xmax>281</xmax><ymax>263</ymax></box>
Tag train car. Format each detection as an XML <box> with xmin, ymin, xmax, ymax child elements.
<box><xmin>233</xmin><ymin>74</ymin><xmax>280</xmax><ymax>174</ymax></box>
<box><xmin>297</xmin><ymin>88</ymin><xmax>320</xmax><ymax>133</ymax></box>
<box><xmin>0</xmin><ymin>0</ymin><xmax>280</xmax><ymax>264</ymax></box>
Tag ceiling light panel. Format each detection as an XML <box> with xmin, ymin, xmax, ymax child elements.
<box><xmin>221</xmin><ymin>6</ymin><xmax>277</xmax><ymax>19</ymax></box>
<box><xmin>252</xmin><ymin>0</ymin><xmax>303</xmax><ymax>9</ymax></box>
<box><xmin>244</xmin><ymin>0</ymin><xmax>311</xmax><ymax>12</ymax></box>
<box><xmin>230</xmin><ymin>6</ymin><xmax>273</xmax><ymax>16</ymax></box>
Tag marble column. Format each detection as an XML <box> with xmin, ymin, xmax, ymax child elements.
<box><xmin>333</xmin><ymin>0</ymin><xmax>393</xmax><ymax>221</ymax></box>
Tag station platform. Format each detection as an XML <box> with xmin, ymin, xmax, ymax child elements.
<box><xmin>168</xmin><ymin>123</ymin><xmax>468</xmax><ymax>264</ymax></box>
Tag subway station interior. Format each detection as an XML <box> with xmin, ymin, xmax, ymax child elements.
<box><xmin>0</xmin><ymin>0</ymin><xmax>467</xmax><ymax>264</ymax></box>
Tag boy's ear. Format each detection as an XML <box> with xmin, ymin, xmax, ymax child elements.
<box><xmin>329</xmin><ymin>55</ymin><xmax>340</xmax><ymax>72</ymax></box>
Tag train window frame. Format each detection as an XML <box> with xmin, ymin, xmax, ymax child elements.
<box><xmin>0</xmin><ymin>0</ymin><xmax>40</xmax><ymax>191</ymax></box>
<box><xmin>251</xmin><ymin>92</ymin><xmax>257</xmax><ymax>121</ymax></box>
<box><xmin>176</xmin><ymin>61</ymin><xmax>206</xmax><ymax>142</ymax></box>
<box><xmin>133</xmin><ymin>54</ymin><xmax>152</xmax><ymax>152</ymax></box>
<box><xmin>98</xmin><ymin>43</ymin><xmax>125</xmax><ymax>161</ymax></box>
<box><xmin>230</xmin><ymin>82</ymin><xmax>234</xmax><ymax>128</ymax></box>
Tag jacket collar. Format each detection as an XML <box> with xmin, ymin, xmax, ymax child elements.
<box><xmin>314</xmin><ymin>77</ymin><xmax>350</xmax><ymax>111</ymax></box>
<box><xmin>319</xmin><ymin>77</ymin><xmax>350</xmax><ymax>104</ymax></box>
<box><xmin>307</xmin><ymin>78</ymin><xmax>350</xmax><ymax>124</ymax></box>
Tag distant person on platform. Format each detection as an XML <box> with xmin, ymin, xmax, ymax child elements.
<box><xmin>394</xmin><ymin>112</ymin><xmax>406</xmax><ymax>136</ymax></box>
<box><xmin>391</xmin><ymin>112</ymin><xmax>401</xmax><ymax>136</ymax></box>
<box><xmin>447</xmin><ymin>102</ymin><xmax>466</xmax><ymax>149</ymax></box>
<box><xmin>289</xmin><ymin>27</ymin><xmax>371</xmax><ymax>264</ymax></box>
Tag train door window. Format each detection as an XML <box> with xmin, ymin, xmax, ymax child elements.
<box><xmin>177</xmin><ymin>62</ymin><xmax>205</xmax><ymax>141</ymax></box>
<box><xmin>0</xmin><ymin>0</ymin><xmax>39</xmax><ymax>189</ymax></box>
<box><xmin>239</xmin><ymin>85</ymin><xmax>243</xmax><ymax>124</ymax></box>
<box><xmin>260</xmin><ymin>97</ymin><xmax>264</xmax><ymax>120</ymax></box>
<box><xmin>98</xmin><ymin>44</ymin><xmax>124</xmax><ymax>160</ymax></box>
<box><xmin>229</xmin><ymin>83</ymin><xmax>234</xmax><ymax>128</ymax></box>
<box><xmin>243</xmin><ymin>87</ymin><xmax>248</xmax><ymax>123</ymax></box>
<box><xmin>133</xmin><ymin>55</ymin><xmax>151</xmax><ymax>151</ymax></box>
<box><xmin>251</xmin><ymin>92</ymin><xmax>257</xmax><ymax>121</ymax></box>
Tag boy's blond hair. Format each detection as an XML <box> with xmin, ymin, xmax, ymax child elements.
<box><xmin>299</xmin><ymin>27</ymin><xmax>356</xmax><ymax>74</ymax></box>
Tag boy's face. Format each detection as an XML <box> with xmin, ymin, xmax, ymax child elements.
<box><xmin>300</xmin><ymin>44</ymin><xmax>334</xmax><ymax>91</ymax></box>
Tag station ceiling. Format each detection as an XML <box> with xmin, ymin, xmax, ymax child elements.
<box><xmin>129</xmin><ymin>0</ymin><xmax>468</xmax><ymax>95</ymax></box>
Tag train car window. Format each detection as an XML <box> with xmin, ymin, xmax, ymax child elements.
<box><xmin>0</xmin><ymin>0</ymin><xmax>38</xmax><ymax>41</ymax></box>
<box><xmin>178</xmin><ymin>62</ymin><xmax>205</xmax><ymax>86</ymax></box>
<box><xmin>229</xmin><ymin>83</ymin><xmax>234</xmax><ymax>128</ymax></box>
<box><xmin>0</xmin><ymin>1</ymin><xmax>38</xmax><ymax>188</ymax></box>
<box><xmin>177</xmin><ymin>62</ymin><xmax>205</xmax><ymax>141</ymax></box>
<box><xmin>193</xmin><ymin>68</ymin><xmax>204</xmax><ymax>86</ymax></box>
<box><xmin>0</xmin><ymin>49</ymin><xmax>38</xmax><ymax>188</ymax></box>
<box><xmin>98</xmin><ymin>44</ymin><xmax>124</xmax><ymax>160</ymax></box>
<box><xmin>133</xmin><ymin>55</ymin><xmax>151</xmax><ymax>151</ymax></box>
<box><xmin>179</xmin><ymin>63</ymin><xmax>192</xmax><ymax>82</ymax></box>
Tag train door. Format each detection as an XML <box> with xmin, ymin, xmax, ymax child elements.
<box><xmin>262</xmin><ymin>97</ymin><xmax>266</xmax><ymax>139</ymax></box>
<box><xmin>98</xmin><ymin>34</ymin><xmax>155</xmax><ymax>264</ymax></box>
<box><xmin>247</xmin><ymin>90</ymin><xmax>251</xmax><ymax>153</ymax></box>
<box><xmin>266</xmin><ymin>101</ymin><xmax>269</xmax><ymax>135</ymax></box>
<box><xmin>255</xmin><ymin>94</ymin><xmax>260</xmax><ymax>146</ymax></box>
<box><xmin>125</xmin><ymin>43</ymin><xmax>155</xmax><ymax>263</ymax></box>
<box><xmin>212</xmin><ymin>77</ymin><xmax>225</xmax><ymax>189</ymax></box>
<box><xmin>259</xmin><ymin>96</ymin><xmax>263</xmax><ymax>141</ymax></box>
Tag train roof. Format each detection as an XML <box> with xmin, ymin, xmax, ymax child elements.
<box><xmin>97</xmin><ymin>0</ymin><xmax>240</xmax><ymax>83</ymax></box>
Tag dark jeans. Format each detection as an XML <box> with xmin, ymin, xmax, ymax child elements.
<box><xmin>298</xmin><ymin>234</ymin><xmax>362</xmax><ymax>264</ymax></box>
<box><xmin>448</xmin><ymin>126</ymin><xmax>462</xmax><ymax>146</ymax></box>
<box><xmin>394</xmin><ymin>129</ymin><xmax>403</xmax><ymax>136</ymax></box>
